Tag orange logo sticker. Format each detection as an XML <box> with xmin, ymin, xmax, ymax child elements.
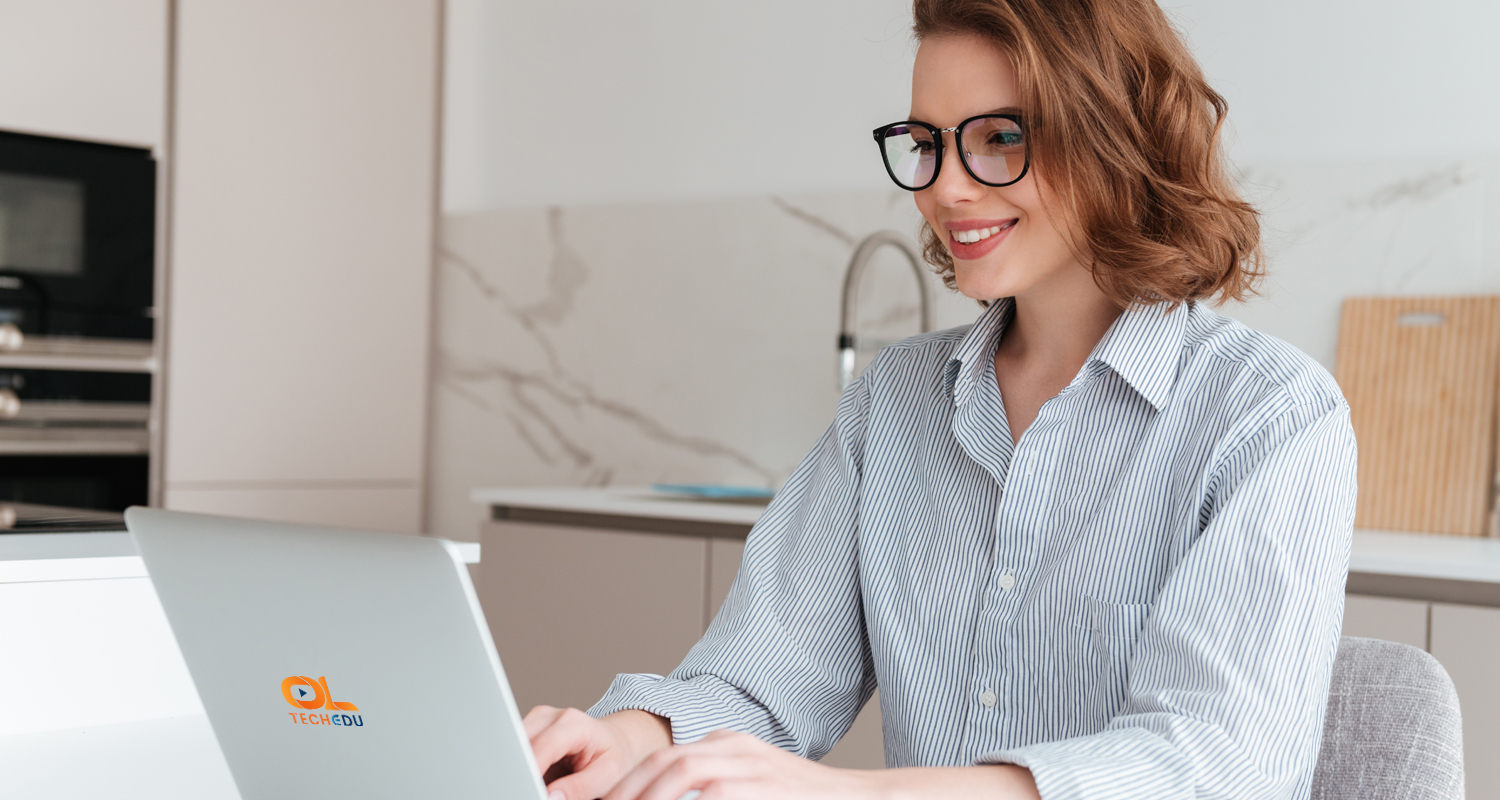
<box><xmin>280</xmin><ymin>676</ymin><xmax>359</xmax><ymax>711</ymax></box>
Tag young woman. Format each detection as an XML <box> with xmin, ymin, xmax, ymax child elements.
<box><xmin>526</xmin><ymin>1</ymin><xmax>1356</xmax><ymax>797</ymax></box>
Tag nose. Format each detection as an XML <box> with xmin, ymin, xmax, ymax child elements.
<box><xmin>924</xmin><ymin>131</ymin><xmax>985</xmax><ymax>206</ymax></box>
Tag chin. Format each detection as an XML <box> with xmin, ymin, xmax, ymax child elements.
<box><xmin>953</xmin><ymin>264</ymin><xmax>1020</xmax><ymax>303</ymax></box>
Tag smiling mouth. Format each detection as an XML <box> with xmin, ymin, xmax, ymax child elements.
<box><xmin>950</xmin><ymin>220</ymin><xmax>1017</xmax><ymax>244</ymax></box>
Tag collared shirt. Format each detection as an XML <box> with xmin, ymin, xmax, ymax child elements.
<box><xmin>591</xmin><ymin>298</ymin><xmax>1357</xmax><ymax>799</ymax></box>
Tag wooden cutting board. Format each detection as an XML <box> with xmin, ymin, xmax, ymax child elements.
<box><xmin>1335</xmin><ymin>296</ymin><xmax>1500</xmax><ymax>536</ymax></box>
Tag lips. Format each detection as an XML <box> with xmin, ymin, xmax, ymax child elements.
<box><xmin>946</xmin><ymin>219</ymin><xmax>1017</xmax><ymax>260</ymax></box>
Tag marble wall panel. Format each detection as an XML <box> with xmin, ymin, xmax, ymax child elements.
<box><xmin>1226</xmin><ymin>157</ymin><xmax>1495</xmax><ymax>369</ymax></box>
<box><xmin>432</xmin><ymin>192</ymin><xmax>980</xmax><ymax>539</ymax></box>
<box><xmin>431</xmin><ymin>156</ymin><xmax>1500</xmax><ymax>540</ymax></box>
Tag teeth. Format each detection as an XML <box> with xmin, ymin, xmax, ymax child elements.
<box><xmin>953</xmin><ymin>224</ymin><xmax>1009</xmax><ymax>244</ymax></box>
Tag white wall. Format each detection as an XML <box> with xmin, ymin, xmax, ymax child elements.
<box><xmin>445</xmin><ymin>0</ymin><xmax>1500</xmax><ymax>211</ymax></box>
<box><xmin>443</xmin><ymin>0</ymin><xmax>916</xmax><ymax>210</ymax></box>
<box><xmin>0</xmin><ymin>0</ymin><xmax>166</xmax><ymax>148</ymax></box>
<box><xmin>1167</xmin><ymin>0</ymin><xmax>1500</xmax><ymax>164</ymax></box>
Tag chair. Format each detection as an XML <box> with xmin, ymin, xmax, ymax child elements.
<box><xmin>1311</xmin><ymin>636</ymin><xmax>1465</xmax><ymax>800</ymax></box>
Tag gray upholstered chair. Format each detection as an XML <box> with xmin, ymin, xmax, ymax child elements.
<box><xmin>1311</xmin><ymin>636</ymin><xmax>1465</xmax><ymax>800</ymax></box>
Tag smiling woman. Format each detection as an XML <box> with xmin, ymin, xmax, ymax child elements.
<box><xmin>523</xmin><ymin>2</ymin><xmax>1357</xmax><ymax>799</ymax></box>
<box><xmin>906</xmin><ymin>0</ymin><xmax>1263</xmax><ymax>308</ymax></box>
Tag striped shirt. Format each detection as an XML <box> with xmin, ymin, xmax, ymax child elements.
<box><xmin>591</xmin><ymin>297</ymin><xmax>1357</xmax><ymax>799</ymax></box>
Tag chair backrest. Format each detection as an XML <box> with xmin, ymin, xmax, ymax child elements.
<box><xmin>1311</xmin><ymin>636</ymin><xmax>1465</xmax><ymax>800</ymax></box>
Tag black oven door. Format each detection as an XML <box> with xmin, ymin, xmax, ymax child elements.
<box><xmin>0</xmin><ymin>130</ymin><xmax>155</xmax><ymax>341</ymax></box>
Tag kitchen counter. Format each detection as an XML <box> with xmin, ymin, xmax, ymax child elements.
<box><xmin>0</xmin><ymin>527</ymin><xmax>480</xmax><ymax>578</ymax></box>
<box><xmin>1348</xmin><ymin>528</ymin><xmax>1500</xmax><ymax>606</ymax></box>
<box><xmin>477</xmin><ymin>487</ymin><xmax>1500</xmax><ymax>607</ymax></box>
<box><xmin>475</xmin><ymin>486</ymin><xmax>763</xmax><ymax>539</ymax></box>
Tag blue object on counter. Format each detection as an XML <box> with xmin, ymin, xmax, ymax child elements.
<box><xmin>651</xmin><ymin>483</ymin><xmax>776</xmax><ymax>499</ymax></box>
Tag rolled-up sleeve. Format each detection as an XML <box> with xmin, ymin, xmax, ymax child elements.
<box><xmin>588</xmin><ymin>373</ymin><xmax>876</xmax><ymax>760</ymax></box>
<box><xmin>979</xmin><ymin>399</ymin><xmax>1358</xmax><ymax>799</ymax></box>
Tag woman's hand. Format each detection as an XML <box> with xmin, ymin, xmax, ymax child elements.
<box><xmin>524</xmin><ymin>706</ymin><xmax>673</xmax><ymax>800</ymax></box>
<box><xmin>601</xmin><ymin>729</ymin><xmax>880</xmax><ymax>800</ymax></box>
<box><xmin>600</xmin><ymin>729</ymin><xmax>1041</xmax><ymax>800</ymax></box>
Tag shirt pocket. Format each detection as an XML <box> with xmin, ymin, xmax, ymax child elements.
<box><xmin>1066</xmin><ymin>595</ymin><xmax>1152</xmax><ymax>735</ymax></box>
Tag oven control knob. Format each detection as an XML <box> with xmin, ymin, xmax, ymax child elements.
<box><xmin>0</xmin><ymin>323</ymin><xmax>21</xmax><ymax>351</ymax></box>
<box><xmin>0</xmin><ymin>389</ymin><xmax>19</xmax><ymax>419</ymax></box>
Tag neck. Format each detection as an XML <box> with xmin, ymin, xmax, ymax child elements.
<box><xmin>1001</xmin><ymin>268</ymin><xmax>1122</xmax><ymax>371</ymax></box>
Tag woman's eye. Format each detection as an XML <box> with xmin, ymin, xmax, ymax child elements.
<box><xmin>989</xmin><ymin>132</ymin><xmax>1023</xmax><ymax>148</ymax></box>
<box><xmin>909</xmin><ymin>140</ymin><xmax>936</xmax><ymax>154</ymax></box>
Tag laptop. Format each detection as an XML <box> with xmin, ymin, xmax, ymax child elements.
<box><xmin>128</xmin><ymin>507</ymin><xmax>550</xmax><ymax>799</ymax></box>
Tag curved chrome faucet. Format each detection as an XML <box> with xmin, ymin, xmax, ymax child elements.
<box><xmin>839</xmin><ymin>230</ymin><xmax>932</xmax><ymax>390</ymax></box>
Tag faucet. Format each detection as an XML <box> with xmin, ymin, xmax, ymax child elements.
<box><xmin>839</xmin><ymin>230</ymin><xmax>933</xmax><ymax>390</ymax></box>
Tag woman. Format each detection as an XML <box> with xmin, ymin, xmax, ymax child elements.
<box><xmin>527</xmin><ymin>0</ymin><xmax>1356</xmax><ymax>797</ymax></box>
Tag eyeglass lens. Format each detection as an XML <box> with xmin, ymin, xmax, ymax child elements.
<box><xmin>881</xmin><ymin>124</ymin><xmax>939</xmax><ymax>190</ymax></box>
<box><xmin>880</xmin><ymin>116</ymin><xmax>1025</xmax><ymax>190</ymax></box>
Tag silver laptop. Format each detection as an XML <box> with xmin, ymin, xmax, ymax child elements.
<box><xmin>128</xmin><ymin>507</ymin><xmax>549</xmax><ymax>800</ymax></box>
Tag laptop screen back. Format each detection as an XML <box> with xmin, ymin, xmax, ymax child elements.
<box><xmin>128</xmin><ymin>507</ymin><xmax>547</xmax><ymax>800</ymax></box>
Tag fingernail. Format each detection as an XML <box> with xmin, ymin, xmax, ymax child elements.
<box><xmin>548</xmin><ymin>792</ymin><xmax>564</xmax><ymax>800</ymax></box>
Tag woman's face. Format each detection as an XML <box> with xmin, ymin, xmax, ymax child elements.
<box><xmin>910</xmin><ymin>34</ymin><xmax>1088</xmax><ymax>302</ymax></box>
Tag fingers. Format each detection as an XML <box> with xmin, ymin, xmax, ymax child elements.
<box><xmin>523</xmin><ymin>705</ymin><xmax>565</xmax><ymax>738</ymax></box>
<box><xmin>604</xmin><ymin>734</ymin><xmax>764</xmax><ymax>800</ymax></box>
<box><xmin>547</xmin><ymin>764</ymin><xmax>633</xmax><ymax>800</ymax></box>
<box><xmin>528</xmin><ymin>707</ymin><xmax>604</xmax><ymax>783</ymax></box>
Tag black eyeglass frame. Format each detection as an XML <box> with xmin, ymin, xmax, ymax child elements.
<box><xmin>871</xmin><ymin>113</ymin><xmax>1030</xmax><ymax>192</ymax></box>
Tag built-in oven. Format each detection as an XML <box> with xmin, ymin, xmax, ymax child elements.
<box><xmin>0</xmin><ymin>130</ymin><xmax>155</xmax><ymax>340</ymax></box>
<box><xmin>0</xmin><ymin>130</ymin><xmax>156</xmax><ymax>512</ymax></box>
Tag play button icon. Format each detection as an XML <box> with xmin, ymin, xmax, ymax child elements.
<box><xmin>280</xmin><ymin>676</ymin><xmax>324</xmax><ymax>709</ymax></box>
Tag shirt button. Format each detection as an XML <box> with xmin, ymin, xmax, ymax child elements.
<box><xmin>998</xmin><ymin>574</ymin><xmax>1016</xmax><ymax>591</ymax></box>
<box><xmin>980</xmin><ymin>690</ymin><xmax>997</xmax><ymax>708</ymax></box>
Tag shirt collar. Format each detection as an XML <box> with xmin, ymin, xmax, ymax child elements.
<box><xmin>1084</xmin><ymin>301</ymin><xmax>1190</xmax><ymax>411</ymax></box>
<box><xmin>948</xmin><ymin>298</ymin><xmax>1188</xmax><ymax>412</ymax></box>
<box><xmin>948</xmin><ymin>298</ymin><xmax>1015</xmax><ymax>407</ymax></box>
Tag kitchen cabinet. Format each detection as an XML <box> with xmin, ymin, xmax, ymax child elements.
<box><xmin>477</xmin><ymin>490</ymin><xmax>887</xmax><ymax>769</ymax></box>
<box><xmin>0</xmin><ymin>1</ymin><xmax>441</xmax><ymax>530</ymax></box>
<box><xmin>1341</xmin><ymin>594</ymin><xmax>1428</xmax><ymax>650</ymax></box>
<box><xmin>163</xmin><ymin>0</ymin><xmax>439</xmax><ymax>532</ymax></box>
<box><xmin>0</xmin><ymin>0</ymin><xmax>166</xmax><ymax>149</ymax></box>
<box><xmin>477</xmin><ymin>519</ymin><xmax>708</xmax><ymax>715</ymax></box>
<box><xmin>1430</xmin><ymin>603</ymin><xmax>1500</xmax><ymax>799</ymax></box>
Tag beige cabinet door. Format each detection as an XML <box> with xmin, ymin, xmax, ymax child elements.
<box><xmin>1429</xmin><ymin>602</ymin><xmax>1500</xmax><ymax>800</ymax></box>
<box><xmin>478</xmin><ymin>520</ymin><xmax>707</xmax><ymax>714</ymax></box>
<box><xmin>1342</xmin><ymin>594</ymin><xmax>1429</xmax><ymax>650</ymax></box>
<box><xmin>165</xmin><ymin>0</ymin><xmax>438</xmax><ymax>532</ymax></box>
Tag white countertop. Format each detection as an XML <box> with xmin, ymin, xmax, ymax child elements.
<box><xmin>0</xmin><ymin>715</ymin><xmax>239</xmax><ymax>800</ymax></box>
<box><xmin>1349</xmin><ymin>528</ymin><xmax>1500</xmax><ymax>583</ymax></box>
<box><xmin>0</xmin><ymin>528</ymin><xmax>479</xmax><ymax>583</ymax></box>
<box><xmin>475</xmin><ymin>487</ymin><xmax>1500</xmax><ymax>587</ymax></box>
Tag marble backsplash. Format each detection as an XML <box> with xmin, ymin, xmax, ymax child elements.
<box><xmin>429</xmin><ymin>156</ymin><xmax>1500</xmax><ymax>540</ymax></box>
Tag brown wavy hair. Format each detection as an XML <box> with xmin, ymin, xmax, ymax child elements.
<box><xmin>912</xmin><ymin>0</ymin><xmax>1262</xmax><ymax>306</ymax></box>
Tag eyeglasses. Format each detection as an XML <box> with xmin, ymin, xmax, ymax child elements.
<box><xmin>872</xmin><ymin>114</ymin><xmax>1029</xmax><ymax>192</ymax></box>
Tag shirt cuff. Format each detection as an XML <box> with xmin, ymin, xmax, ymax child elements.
<box><xmin>587</xmin><ymin>673</ymin><xmax>757</xmax><ymax>746</ymax></box>
<box><xmin>977</xmin><ymin>728</ymin><xmax>1191</xmax><ymax>799</ymax></box>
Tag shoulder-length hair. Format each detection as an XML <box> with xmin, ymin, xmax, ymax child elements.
<box><xmin>913</xmin><ymin>0</ymin><xmax>1261</xmax><ymax>306</ymax></box>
